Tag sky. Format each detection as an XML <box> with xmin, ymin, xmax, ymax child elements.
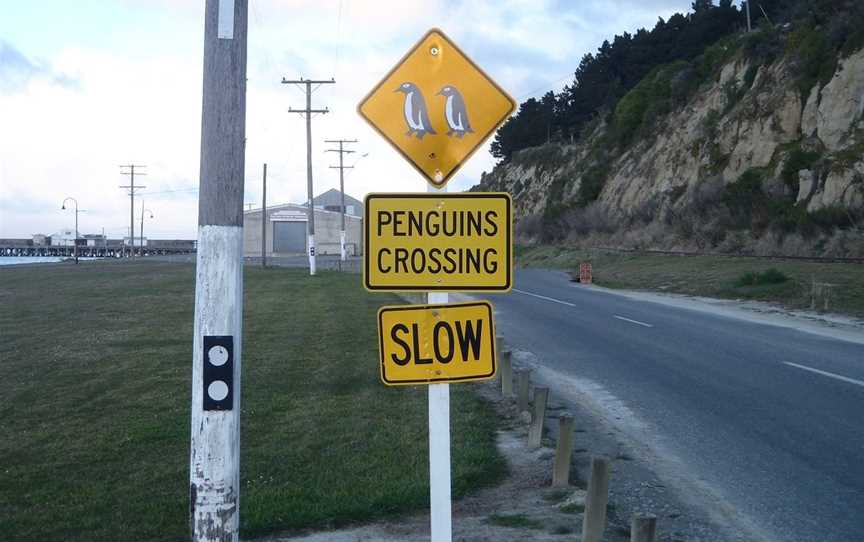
<box><xmin>0</xmin><ymin>0</ymin><xmax>697</xmax><ymax>239</ymax></box>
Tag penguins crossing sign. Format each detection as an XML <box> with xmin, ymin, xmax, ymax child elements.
<box><xmin>358</xmin><ymin>28</ymin><xmax>517</xmax><ymax>187</ymax></box>
<box><xmin>364</xmin><ymin>193</ymin><xmax>512</xmax><ymax>291</ymax></box>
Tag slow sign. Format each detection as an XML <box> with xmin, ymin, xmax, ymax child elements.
<box><xmin>377</xmin><ymin>301</ymin><xmax>496</xmax><ymax>386</ymax></box>
<box><xmin>364</xmin><ymin>193</ymin><xmax>512</xmax><ymax>291</ymax></box>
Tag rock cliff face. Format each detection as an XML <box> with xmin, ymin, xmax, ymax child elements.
<box><xmin>477</xmin><ymin>45</ymin><xmax>864</xmax><ymax>236</ymax></box>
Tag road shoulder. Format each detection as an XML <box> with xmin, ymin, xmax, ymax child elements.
<box><xmin>577</xmin><ymin>282</ymin><xmax>864</xmax><ymax>346</ymax></box>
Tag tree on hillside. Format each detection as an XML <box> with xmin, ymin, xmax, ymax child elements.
<box><xmin>492</xmin><ymin>0</ymin><xmax>742</xmax><ymax>160</ymax></box>
<box><xmin>491</xmin><ymin>92</ymin><xmax>557</xmax><ymax>159</ymax></box>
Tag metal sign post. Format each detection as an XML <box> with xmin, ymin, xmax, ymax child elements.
<box><xmin>429</xmin><ymin>180</ymin><xmax>451</xmax><ymax>540</ymax></box>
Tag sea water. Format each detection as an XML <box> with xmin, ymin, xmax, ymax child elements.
<box><xmin>0</xmin><ymin>256</ymin><xmax>100</xmax><ymax>266</ymax></box>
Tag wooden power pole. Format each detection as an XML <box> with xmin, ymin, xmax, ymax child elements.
<box><xmin>189</xmin><ymin>1</ymin><xmax>247</xmax><ymax>540</ymax></box>
<box><xmin>325</xmin><ymin>138</ymin><xmax>357</xmax><ymax>261</ymax></box>
<box><xmin>119</xmin><ymin>164</ymin><xmax>146</xmax><ymax>258</ymax></box>
<box><xmin>281</xmin><ymin>76</ymin><xmax>334</xmax><ymax>275</ymax></box>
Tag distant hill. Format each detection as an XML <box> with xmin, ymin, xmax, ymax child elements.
<box><xmin>476</xmin><ymin>0</ymin><xmax>864</xmax><ymax>257</ymax></box>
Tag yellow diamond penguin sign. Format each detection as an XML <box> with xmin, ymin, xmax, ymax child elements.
<box><xmin>364</xmin><ymin>192</ymin><xmax>512</xmax><ymax>291</ymax></box>
<box><xmin>358</xmin><ymin>28</ymin><xmax>517</xmax><ymax>187</ymax></box>
<box><xmin>378</xmin><ymin>301</ymin><xmax>496</xmax><ymax>386</ymax></box>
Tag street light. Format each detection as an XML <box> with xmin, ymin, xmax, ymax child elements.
<box><xmin>61</xmin><ymin>197</ymin><xmax>82</xmax><ymax>264</ymax></box>
<box><xmin>140</xmin><ymin>203</ymin><xmax>154</xmax><ymax>257</ymax></box>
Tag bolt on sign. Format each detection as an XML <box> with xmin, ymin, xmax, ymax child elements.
<box><xmin>378</xmin><ymin>301</ymin><xmax>496</xmax><ymax>386</ymax></box>
<box><xmin>357</xmin><ymin>28</ymin><xmax>517</xmax><ymax>187</ymax></box>
<box><xmin>364</xmin><ymin>193</ymin><xmax>512</xmax><ymax>291</ymax></box>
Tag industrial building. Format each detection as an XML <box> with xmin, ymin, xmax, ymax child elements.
<box><xmin>48</xmin><ymin>228</ymin><xmax>77</xmax><ymax>246</ymax></box>
<box><xmin>243</xmin><ymin>190</ymin><xmax>364</xmax><ymax>257</ymax></box>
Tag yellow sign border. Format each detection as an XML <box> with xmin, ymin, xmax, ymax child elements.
<box><xmin>363</xmin><ymin>192</ymin><xmax>512</xmax><ymax>292</ymax></box>
<box><xmin>356</xmin><ymin>28</ymin><xmax>517</xmax><ymax>187</ymax></box>
<box><xmin>377</xmin><ymin>300</ymin><xmax>497</xmax><ymax>386</ymax></box>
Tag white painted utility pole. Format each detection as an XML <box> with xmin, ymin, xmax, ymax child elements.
<box><xmin>189</xmin><ymin>1</ymin><xmax>247</xmax><ymax>540</ymax></box>
<box><xmin>261</xmin><ymin>163</ymin><xmax>267</xmax><ymax>267</ymax></box>
<box><xmin>282</xmin><ymin>77</ymin><xmax>334</xmax><ymax>275</ymax></box>
<box><xmin>745</xmin><ymin>0</ymin><xmax>752</xmax><ymax>32</ymax></box>
<box><xmin>140</xmin><ymin>201</ymin><xmax>154</xmax><ymax>254</ymax></box>
<box><xmin>325</xmin><ymin>138</ymin><xmax>357</xmax><ymax>261</ymax></box>
<box><xmin>427</xmin><ymin>181</ymin><xmax>452</xmax><ymax>542</ymax></box>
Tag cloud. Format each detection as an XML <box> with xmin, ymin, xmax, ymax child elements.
<box><xmin>0</xmin><ymin>41</ymin><xmax>80</xmax><ymax>94</ymax></box>
<box><xmin>0</xmin><ymin>0</ymin><xmax>698</xmax><ymax>239</ymax></box>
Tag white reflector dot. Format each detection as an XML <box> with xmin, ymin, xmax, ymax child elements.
<box><xmin>208</xmin><ymin>380</ymin><xmax>229</xmax><ymax>401</ymax></box>
<box><xmin>208</xmin><ymin>345</ymin><xmax>229</xmax><ymax>366</ymax></box>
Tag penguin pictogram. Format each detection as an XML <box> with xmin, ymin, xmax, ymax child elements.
<box><xmin>437</xmin><ymin>85</ymin><xmax>474</xmax><ymax>138</ymax></box>
<box><xmin>395</xmin><ymin>82</ymin><xmax>436</xmax><ymax>139</ymax></box>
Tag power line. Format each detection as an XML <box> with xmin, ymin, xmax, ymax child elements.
<box><xmin>331</xmin><ymin>0</ymin><xmax>344</xmax><ymax>102</ymax></box>
<box><xmin>139</xmin><ymin>187</ymin><xmax>199</xmax><ymax>196</ymax></box>
<box><xmin>118</xmin><ymin>164</ymin><xmax>146</xmax><ymax>258</ymax></box>
<box><xmin>282</xmin><ymin>76</ymin><xmax>334</xmax><ymax>275</ymax></box>
<box><xmin>516</xmin><ymin>71</ymin><xmax>575</xmax><ymax>100</ymax></box>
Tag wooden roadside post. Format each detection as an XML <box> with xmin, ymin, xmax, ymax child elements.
<box><xmin>189</xmin><ymin>1</ymin><xmax>247</xmax><ymax>540</ymax></box>
<box><xmin>500</xmin><ymin>348</ymin><xmax>513</xmax><ymax>397</ymax></box>
<box><xmin>582</xmin><ymin>457</ymin><xmax>610</xmax><ymax>542</ymax></box>
<box><xmin>811</xmin><ymin>275</ymin><xmax>816</xmax><ymax>310</ymax></box>
<box><xmin>631</xmin><ymin>515</ymin><xmax>657</xmax><ymax>542</ymax></box>
<box><xmin>517</xmin><ymin>369</ymin><xmax>531</xmax><ymax>413</ymax></box>
<box><xmin>528</xmin><ymin>387</ymin><xmax>549</xmax><ymax>448</ymax></box>
<box><xmin>552</xmin><ymin>413</ymin><xmax>575</xmax><ymax>486</ymax></box>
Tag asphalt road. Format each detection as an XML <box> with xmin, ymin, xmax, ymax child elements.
<box><xmin>481</xmin><ymin>268</ymin><xmax>864</xmax><ymax>542</ymax></box>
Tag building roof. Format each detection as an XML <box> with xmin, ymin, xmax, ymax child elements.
<box><xmin>245</xmin><ymin>189</ymin><xmax>364</xmax><ymax>218</ymax></box>
<box><xmin>310</xmin><ymin>189</ymin><xmax>364</xmax><ymax>216</ymax></box>
<box><xmin>242</xmin><ymin>201</ymin><xmax>361</xmax><ymax>220</ymax></box>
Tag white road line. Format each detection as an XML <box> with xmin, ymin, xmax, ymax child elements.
<box><xmin>783</xmin><ymin>362</ymin><xmax>864</xmax><ymax>389</ymax></box>
<box><xmin>513</xmin><ymin>288</ymin><xmax>577</xmax><ymax>307</ymax></box>
<box><xmin>512</xmin><ymin>289</ymin><xmax>656</xmax><ymax>330</ymax></box>
<box><xmin>613</xmin><ymin>315</ymin><xmax>654</xmax><ymax>328</ymax></box>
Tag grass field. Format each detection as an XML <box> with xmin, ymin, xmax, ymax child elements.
<box><xmin>516</xmin><ymin>245</ymin><xmax>864</xmax><ymax>318</ymax></box>
<box><xmin>0</xmin><ymin>262</ymin><xmax>505</xmax><ymax>541</ymax></box>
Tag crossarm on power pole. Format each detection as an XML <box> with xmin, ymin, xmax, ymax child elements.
<box><xmin>281</xmin><ymin>77</ymin><xmax>335</xmax><ymax>85</ymax></box>
<box><xmin>288</xmin><ymin>107</ymin><xmax>330</xmax><ymax>114</ymax></box>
